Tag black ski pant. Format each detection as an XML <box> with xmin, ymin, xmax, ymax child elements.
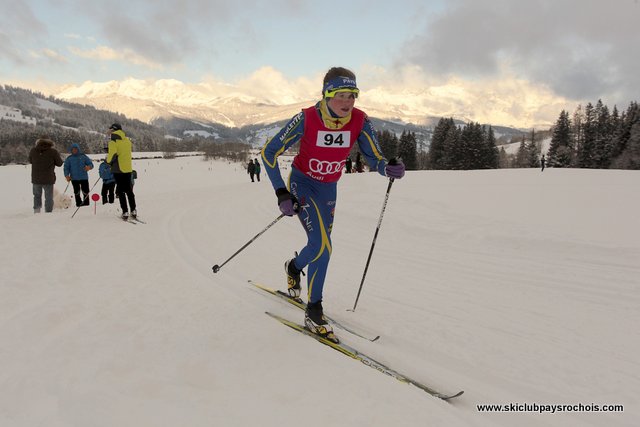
<box><xmin>72</xmin><ymin>180</ymin><xmax>90</xmax><ymax>207</ymax></box>
<box><xmin>101</xmin><ymin>182</ymin><xmax>115</xmax><ymax>204</ymax></box>
<box><xmin>114</xmin><ymin>172</ymin><xmax>136</xmax><ymax>213</ymax></box>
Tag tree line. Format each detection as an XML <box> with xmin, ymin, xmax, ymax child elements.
<box><xmin>367</xmin><ymin>99</ymin><xmax>639</xmax><ymax>171</ymax></box>
<box><xmin>547</xmin><ymin>100</ymin><xmax>639</xmax><ymax>169</ymax></box>
<box><xmin>2</xmin><ymin>84</ymin><xmax>638</xmax><ymax>170</ymax></box>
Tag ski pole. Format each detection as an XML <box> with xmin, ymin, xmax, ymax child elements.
<box><xmin>212</xmin><ymin>213</ymin><xmax>285</xmax><ymax>273</ymax></box>
<box><xmin>71</xmin><ymin>177</ymin><xmax>100</xmax><ymax>218</ymax></box>
<box><xmin>62</xmin><ymin>182</ymin><xmax>70</xmax><ymax>195</ymax></box>
<box><xmin>349</xmin><ymin>178</ymin><xmax>395</xmax><ymax>312</ymax></box>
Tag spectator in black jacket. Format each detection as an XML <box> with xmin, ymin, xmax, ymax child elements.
<box><xmin>28</xmin><ymin>135</ymin><xmax>63</xmax><ymax>213</ymax></box>
<box><xmin>247</xmin><ymin>160</ymin><xmax>256</xmax><ymax>182</ymax></box>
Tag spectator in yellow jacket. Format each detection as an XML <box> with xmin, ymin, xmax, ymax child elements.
<box><xmin>107</xmin><ymin>123</ymin><xmax>137</xmax><ymax>219</ymax></box>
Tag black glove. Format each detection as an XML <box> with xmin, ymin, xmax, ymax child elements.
<box><xmin>275</xmin><ymin>188</ymin><xmax>300</xmax><ymax>216</ymax></box>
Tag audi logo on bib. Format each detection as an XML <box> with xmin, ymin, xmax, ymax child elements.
<box><xmin>309</xmin><ymin>159</ymin><xmax>345</xmax><ymax>175</ymax></box>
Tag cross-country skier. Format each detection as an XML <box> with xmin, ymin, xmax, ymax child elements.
<box><xmin>261</xmin><ymin>66</ymin><xmax>405</xmax><ymax>342</ymax></box>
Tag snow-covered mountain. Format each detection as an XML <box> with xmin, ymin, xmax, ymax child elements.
<box><xmin>54</xmin><ymin>79</ymin><xmax>312</xmax><ymax>128</ymax></box>
<box><xmin>54</xmin><ymin>78</ymin><xmax>454</xmax><ymax>129</ymax></box>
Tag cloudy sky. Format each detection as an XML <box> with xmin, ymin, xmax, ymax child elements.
<box><xmin>1</xmin><ymin>0</ymin><xmax>639</xmax><ymax>128</ymax></box>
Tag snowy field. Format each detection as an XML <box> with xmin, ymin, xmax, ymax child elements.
<box><xmin>0</xmin><ymin>156</ymin><xmax>638</xmax><ymax>427</ymax></box>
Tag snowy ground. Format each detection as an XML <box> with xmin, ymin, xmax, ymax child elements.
<box><xmin>0</xmin><ymin>156</ymin><xmax>638</xmax><ymax>427</ymax></box>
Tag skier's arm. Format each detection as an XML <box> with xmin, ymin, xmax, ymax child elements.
<box><xmin>106</xmin><ymin>140</ymin><xmax>116</xmax><ymax>165</ymax></box>
<box><xmin>357</xmin><ymin>117</ymin><xmax>387</xmax><ymax>176</ymax></box>
<box><xmin>261</xmin><ymin>112</ymin><xmax>305</xmax><ymax>191</ymax></box>
<box><xmin>54</xmin><ymin>151</ymin><xmax>63</xmax><ymax>167</ymax></box>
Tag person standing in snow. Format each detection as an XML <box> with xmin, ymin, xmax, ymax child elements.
<box><xmin>261</xmin><ymin>66</ymin><xmax>405</xmax><ymax>342</ymax></box>
<box><xmin>63</xmin><ymin>143</ymin><xmax>94</xmax><ymax>208</ymax></box>
<box><xmin>355</xmin><ymin>151</ymin><xmax>364</xmax><ymax>172</ymax></box>
<box><xmin>345</xmin><ymin>156</ymin><xmax>353</xmax><ymax>173</ymax></box>
<box><xmin>540</xmin><ymin>155</ymin><xmax>546</xmax><ymax>172</ymax></box>
<box><xmin>254</xmin><ymin>159</ymin><xmax>261</xmax><ymax>182</ymax></box>
<box><xmin>99</xmin><ymin>153</ymin><xmax>116</xmax><ymax>204</ymax></box>
<box><xmin>28</xmin><ymin>135</ymin><xmax>63</xmax><ymax>213</ymax></box>
<box><xmin>107</xmin><ymin>123</ymin><xmax>137</xmax><ymax>219</ymax></box>
<box><xmin>247</xmin><ymin>160</ymin><xmax>256</xmax><ymax>182</ymax></box>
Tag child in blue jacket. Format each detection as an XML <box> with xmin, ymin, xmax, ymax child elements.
<box><xmin>63</xmin><ymin>143</ymin><xmax>94</xmax><ymax>207</ymax></box>
<box><xmin>99</xmin><ymin>158</ymin><xmax>116</xmax><ymax>204</ymax></box>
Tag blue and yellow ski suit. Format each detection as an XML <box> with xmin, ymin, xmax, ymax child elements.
<box><xmin>261</xmin><ymin>99</ymin><xmax>388</xmax><ymax>303</ymax></box>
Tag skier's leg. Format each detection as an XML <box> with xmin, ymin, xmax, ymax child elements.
<box><xmin>290</xmin><ymin>180</ymin><xmax>337</xmax><ymax>304</ymax></box>
<box><xmin>33</xmin><ymin>184</ymin><xmax>43</xmax><ymax>212</ymax></box>
<box><xmin>72</xmin><ymin>181</ymin><xmax>82</xmax><ymax>207</ymax></box>
<box><xmin>81</xmin><ymin>180</ymin><xmax>90</xmax><ymax>205</ymax></box>
<box><xmin>43</xmin><ymin>185</ymin><xmax>54</xmax><ymax>212</ymax></box>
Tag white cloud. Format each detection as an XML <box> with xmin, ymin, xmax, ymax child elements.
<box><xmin>41</xmin><ymin>48</ymin><xmax>68</xmax><ymax>63</ymax></box>
<box><xmin>231</xmin><ymin>67</ymin><xmax>319</xmax><ymax>104</ymax></box>
<box><xmin>400</xmin><ymin>0</ymin><xmax>640</xmax><ymax>106</ymax></box>
<box><xmin>25</xmin><ymin>48</ymin><xmax>67</xmax><ymax>64</ymax></box>
<box><xmin>354</xmin><ymin>64</ymin><xmax>573</xmax><ymax>128</ymax></box>
<box><xmin>68</xmin><ymin>46</ymin><xmax>163</xmax><ymax>70</ymax></box>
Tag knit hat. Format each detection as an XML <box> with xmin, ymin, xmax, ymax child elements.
<box><xmin>109</xmin><ymin>123</ymin><xmax>122</xmax><ymax>131</ymax></box>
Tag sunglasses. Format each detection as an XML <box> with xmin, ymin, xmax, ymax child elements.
<box><xmin>324</xmin><ymin>87</ymin><xmax>360</xmax><ymax>98</ymax></box>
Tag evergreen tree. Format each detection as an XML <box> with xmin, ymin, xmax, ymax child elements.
<box><xmin>377</xmin><ymin>129</ymin><xmax>398</xmax><ymax>160</ymax></box>
<box><xmin>548</xmin><ymin>110</ymin><xmax>572</xmax><ymax>167</ymax></box>
<box><xmin>593</xmin><ymin>99</ymin><xmax>613</xmax><ymax>168</ymax></box>
<box><xmin>611</xmin><ymin>102</ymin><xmax>640</xmax><ymax>169</ymax></box>
<box><xmin>572</xmin><ymin>105</ymin><xmax>584</xmax><ymax>167</ymax></box>
<box><xmin>427</xmin><ymin>118</ymin><xmax>455</xmax><ymax>169</ymax></box>
<box><xmin>397</xmin><ymin>130</ymin><xmax>418</xmax><ymax>170</ymax></box>
<box><xmin>498</xmin><ymin>146</ymin><xmax>510</xmax><ymax>168</ymax></box>
<box><xmin>578</xmin><ymin>102</ymin><xmax>597</xmax><ymax>168</ymax></box>
<box><xmin>442</xmin><ymin>124</ymin><xmax>461</xmax><ymax>170</ymax></box>
<box><xmin>483</xmin><ymin>126</ymin><xmax>499</xmax><ymax>169</ymax></box>
<box><xmin>526</xmin><ymin>129</ymin><xmax>539</xmax><ymax>167</ymax></box>
<box><xmin>515</xmin><ymin>135</ymin><xmax>528</xmax><ymax>168</ymax></box>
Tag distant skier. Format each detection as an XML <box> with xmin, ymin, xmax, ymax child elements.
<box><xmin>247</xmin><ymin>160</ymin><xmax>256</xmax><ymax>182</ymax></box>
<box><xmin>345</xmin><ymin>156</ymin><xmax>353</xmax><ymax>173</ymax></box>
<box><xmin>254</xmin><ymin>159</ymin><xmax>261</xmax><ymax>182</ymax></box>
<box><xmin>261</xmin><ymin>66</ymin><xmax>405</xmax><ymax>342</ymax></box>
<box><xmin>107</xmin><ymin>123</ymin><xmax>137</xmax><ymax>219</ymax></box>
<box><xmin>63</xmin><ymin>143</ymin><xmax>94</xmax><ymax>207</ymax></box>
<box><xmin>540</xmin><ymin>155</ymin><xmax>546</xmax><ymax>172</ymax></box>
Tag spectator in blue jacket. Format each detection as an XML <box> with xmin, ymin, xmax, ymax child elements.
<box><xmin>99</xmin><ymin>157</ymin><xmax>116</xmax><ymax>204</ymax></box>
<box><xmin>63</xmin><ymin>143</ymin><xmax>94</xmax><ymax>207</ymax></box>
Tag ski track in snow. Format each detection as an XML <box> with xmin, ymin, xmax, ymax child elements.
<box><xmin>0</xmin><ymin>157</ymin><xmax>638</xmax><ymax>426</ymax></box>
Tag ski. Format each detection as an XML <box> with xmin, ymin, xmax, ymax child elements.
<box><xmin>249</xmin><ymin>280</ymin><xmax>380</xmax><ymax>342</ymax></box>
<box><xmin>266</xmin><ymin>312</ymin><xmax>463</xmax><ymax>401</ymax></box>
<box><xmin>117</xmin><ymin>215</ymin><xmax>137</xmax><ymax>224</ymax></box>
<box><xmin>115</xmin><ymin>213</ymin><xmax>144</xmax><ymax>224</ymax></box>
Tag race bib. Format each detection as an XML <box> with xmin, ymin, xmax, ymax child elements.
<box><xmin>316</xmin><ymin>131</ymin><xmax>351</xmax><ymax>148</ymax></box>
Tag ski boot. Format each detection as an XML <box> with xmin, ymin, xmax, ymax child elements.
<box><xmin>121</xmin><ymin>211</ymin><xmax>129</xmax><ymax>221</ymax></box>
<box><xmin>305</xmin><ymin>301</ymin><xmax>338</xmax><ymax>343</ymax></box>
<box><xmin>284</xmin><ymin>258</ymin><xmax>304</xmax><ymax>303</ymax></box>
<box><xmin>131</xmin><ymin>209</ymin><xmax>137</xmax><ymax>220</ymax></box>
